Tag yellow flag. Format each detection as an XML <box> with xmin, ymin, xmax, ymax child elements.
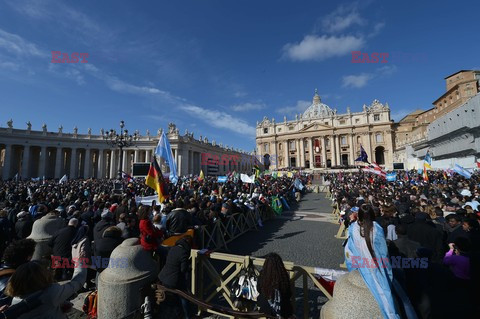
<box><xmin>198</xmin><ymin>169</ymin><xmax>204</xmax><ymax>181</ymax></box>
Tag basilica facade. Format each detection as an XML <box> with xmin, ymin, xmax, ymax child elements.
<box><xmin>255</xmin><ymin>90</ymin><xmax>394</xmax><ymax>170</ymax></box>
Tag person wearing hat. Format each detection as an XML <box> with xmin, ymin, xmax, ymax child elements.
<box><xmin>407</xmin><ymin>212</ymin><xmax>443</xmax><ymax>262</ymax></box>
<box><xmin>15</xmin><ymin>209</ymin><xmax>33</xmax><ymax>239</ymax></box>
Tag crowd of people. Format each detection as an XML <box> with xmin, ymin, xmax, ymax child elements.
<box><xmin>329</xmin><ymin>169</ymin><xmax>480</xmax><ymax>319</ymax></box>
<box><xmin>0</xmin><ymin>172</ymin><xmax>307</xmax><ymax>318</ymax></box>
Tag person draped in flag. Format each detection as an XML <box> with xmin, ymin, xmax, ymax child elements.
<box><xmin>145</xmin><ymin>157</ymin><xmax>169</xmax><ymax>204</ymax></box>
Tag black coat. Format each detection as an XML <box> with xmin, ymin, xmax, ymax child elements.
<box><xmin>407</xmin><ymin>220</ymin><xmax>443</xmax><ymax>261</ymax></box>
<box><xmin>166</xmin><ymin>209</ymin><xmax>192</xmax><ymax>234</ymax></box>
<box><xmin>15</xmin><ymin>217</ymin><xmax>33</xmax><ymax>239</ymax></box>
<box><xmin>93</xmin><ymin>219</ymin><xmax>114</xmax><ymax>242</ymax></box>
<box><xmin>93</xmin><ymin>233</ymin><xmax>123</xmax><ymax>273</ymax></box>
<box><xmin>48</xmin><ymin>226</ymin><xmax>78</xmax><ymax>258</ymax></box>
<box><xmin>158</xmin><ymin>238</ymin><xmax>191</xmax><ymax>289</ymax></box>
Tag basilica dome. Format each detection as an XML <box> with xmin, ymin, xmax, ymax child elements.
<box><xmin>302</xmin><ymin>89</ymin><xmax>334</xmax><ymax>119</ymax></box>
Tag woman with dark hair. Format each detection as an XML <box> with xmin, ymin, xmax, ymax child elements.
<box><xmin>257</xmin><ymin>253</ymin><xmax>293</xmax><ymax>318</ymax></box>
<box><xmin>345</xmin><ymin>204</ymin><xmax>416</xmax><ymax>319</ymax></box>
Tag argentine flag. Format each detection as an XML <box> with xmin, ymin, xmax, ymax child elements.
<box><xmin>155</xmin><ymin>131</ymin><xmax>178</xmax><ymax>184</ymax></box>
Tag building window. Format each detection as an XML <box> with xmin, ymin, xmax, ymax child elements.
<box><xmin>355</xmin><ymin>118</ymin><xmax>360</xmax><ymax>124</ymax></box>
<box><xmin>277</xmin><ymin>127</ymin><xmax>282</xmax><ymax>132</ymax></box>
<box><xmin>339</xmin><ymin>120</ymin><xmax>345</xmax><ymax>125</ymax></box>
<box><xmin>289</xmin><ymin>126</ymin><xmax>294</xmax><ymax>131</ymax></box>
<box><xmin>375</xmin><ymin>133</ymin><xmax>383</xmax><ymax>143</ymax></box>
<box><xmin>264</xmin><ymin>143</ymin><xmax>269</xmax><ymax>152</ymax></box>
<box><xmin>289</xmin><ymin>141</ymin><xmax>296</xmax><ymax>150</ymax></box>
<box><xmin>341</xmin><ymin>136</ymin><xmax>347</xmax><ymax>145</ymax></box>
<box><xmin>263</xmin><ymin>128</ymin><xmax>268</xmax><ymax>134</ymax></box>
<box><xmin>357</xmin><ymin>136</ymin><xmax>361</xmax><ymax>144</ymax></box>
<box><xmin>325</xmin><ymin>138</ymin><xmax>330</xmax><ymax>146</ymax></box>
<box><xmin>279</xmin><ymin>143</ymin><xmax>282</xmax><ymax>150</ymax></box>
<box><xmin>324</xmin><ymin>122</ymin><xmax>328</xmax><ymax>125</ymax></box>
<box><xmin>374</xmin><ymin>114</ymin><xmax>380</xmax><ymax>121</ymax></box>
<box><xmin>304</xmin><ymin>125</ymin><xmax>307</xmax><ymax>128</ymax></box>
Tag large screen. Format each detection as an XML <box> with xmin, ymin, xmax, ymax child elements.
<box><xmin>132</xmin><ymin>163</ymin><xmax>150</xmax><ymax>177</ymax></box>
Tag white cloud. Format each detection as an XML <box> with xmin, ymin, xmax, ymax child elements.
<box><xmin>0</xmin><ymin>61</ymin><xmax>20</xmax><ymax>71</ymax></box>
<box><xmin>282</xmin><ymin>35</ymin><xmax>364</xmax><ymax>62</ymax></box>
<box><xmin>321</xmin><ymin>4</ymin><xmax>366</xmax><ymax>34</ymax></box>
<box><xmin>368</xmin><ymin>22</ymin><xmax>385</xmax><ymax>38</ymax></box>
<box><xmin>0</xmin><ymin>28</ymin><xmax>46</xmax><ymax>57</ymax></box>
<box><xmin>232</xmin><ymin>102</ymin><xmax>266</xmax><ymax>112</ymax></box>
<box><xmin>180</xmin><ymin>104</ymin><xmax>256</xmax><ymax>137</ymax></box>
<box><xmin>234</xmin><ymin>91</ymin><xmax>247</xmax><ymax>98</ymax></box>
<box><xmin>377</xmin><ymin>65</ymin><xmax>397</xmax><ymax>76</ymax></box>
<box><xmin>342</xmin><ymin>74</ymin><xmax>372</xmax><ymax>88</ymax></box>
<box><xmin>277</xmin><ymin>100</ymin><xmax>311</xmax><ymax>116</ymax></box>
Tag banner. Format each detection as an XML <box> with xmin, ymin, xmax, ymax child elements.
<box><xmin>453</xmin><ymin>164</ymin><xmax>472</xmax><ymax>179</ymax></box>
<box><xmin>135</xmin><ymin>195</ymin><xmax>159</xmax><ymax>206</ymax></box>
<box><xmin>240</xmin><ymin>174</ymin><xmax>255</xmax><ymax>183</ymax></box>
<box><xmin>155</xmin><ymin>131</ymin><xmax>178</xmax><ymax>184</ymax></box>
<box><xmin>217</xmin><ymin>176</ymin><xmax>227</xmax><ymax>183</ymax></box>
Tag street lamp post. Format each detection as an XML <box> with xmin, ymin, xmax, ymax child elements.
<box><xmin>103</xmin><ymin>120</ymin><xmax>138</xmax><ymax>179</ymax></box>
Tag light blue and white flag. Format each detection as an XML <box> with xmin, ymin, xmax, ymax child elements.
<box><xmin>217</xmin><ymin>176</ymin><xmax>227</xmax><ymax>183</ymax></box>
<box><xmin>453</xmin><ymin>164</ymin><xmax>472</xmax><ymax>179</ymax></box>
<box><xmin>386</xmin><ymin>172</ymin><xmax>397</xmax><ymax>182</ymax></box>
<box><xmin>293</xmin><ymin>178</ymin><xmax>304</xmax><ymax>190</ymax></box>
<box><xmin>59</xmin><ymin>174</ymin><xmax>68</xmax><ymax>184</ymax></box>
<box><xmin>155</xmin><ymin>131</ymin><xmax>178</xmax><ymax>184</ymax></box>
<box><xmin>345</xmin><ymin>222</ymin><xmax>399</xmax><ymax>319</ymax></box>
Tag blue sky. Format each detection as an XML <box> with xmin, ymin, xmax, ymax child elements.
<box><xmin>1</xmin><ymin>0</ymin><xmax>479</xmax><ymax>151</ymax></box>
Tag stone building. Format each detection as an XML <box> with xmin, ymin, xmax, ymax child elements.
<box><xmin>0</xmin><ymin>122</ymin><xmax>255</xmax><ymax>180</ymax></box>
<box><xmin>255</xmin><ymin>90</ymin><xmax>394</xmax><ymax>170</ymax></box>
<box><xmin>394</xmin><ymin>70</ymin><xmax>480</xmax><ymax>168</ymax></box>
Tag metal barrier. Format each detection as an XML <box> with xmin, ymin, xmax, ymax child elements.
<box><xmin>190</xmin><ymin>250</ymin><xmax>334</xmax><ymax>319</ymax></box>
<box><xmin>198</xmin><ymin>208</ymin><xmax>274</xmax><ymax>252</ymax></box>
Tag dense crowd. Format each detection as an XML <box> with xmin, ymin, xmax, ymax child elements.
<box><xmin>0</xmin><ymin>173</ymin><xmax>307</xmax><ymax>318</ymax></box>
<box><xmin>328</xmin><ymin>169</ymin><xmax>480</xmax><ymax>318</ymax></box>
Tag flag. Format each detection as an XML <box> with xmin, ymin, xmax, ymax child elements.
<box><xmin>198</xmin><ymin>169</ymin><xmax>204</xmax><ymax>181</ymax></box>
<box><xmin>121</xmin><ymin>171</ymin><xmax>134</xmax><ymax>182</ymax></box>
<box><xmin>155</xmin><ymin>131</ymin><xmax>178</xmax><ymax>185</ymax></box>
<box><xmin>271</xmin><ymin>195</ymin><xmax>283</xmax><ymax>215</ymax></box>
<box><xmin>240</xmin><ymin>173</ymin><xmax>255</xmax><ymax>183</ymax></box>
<box><xmin>404</xmin><ymin>170</ymin><xmax>409</xmax><ymax>181</ymax></box>
<box><xmin>253</xmin><ymin>164</ymin><xmax>260</xmax><ymax>178</ymax></box>
<box><xmin>443</xmin><ymin>170</ymin><xmax>448</xmax><ymax>180</ymax></box>
<box><xmin>362</xmin><ymin>163</ymin><xmax>386</xmax><ymax>178</ymax></box>
<box><xmin>145</xmin><ymin>157</ymin><xmax>169</xmax><ymax>203</ymax></box>
<box><xmin>293</xmin><ymin>178</ymin><xmax>304</xmax><ymax>190</ymax></box>
<box><xmin>386</xmin><ymin>172</ymin><xmax>397</xmax><ymax>182</ymax></box>
<box><xmin>217</xmin><ymin>176</ymin><xmax>227</xmax><ymax>183</ymax></box>
<box><xmin>424</xmin><ymin>150</ymin><xmax>432</xmax><ymax>170</ymax></box>
<box><xmin>59</xmin><ymin>174</ymin><xmax>68</xmax><ymax>184</ymax></box>
<box><xmin>453</xmin><ymin>164</ymin><xmax>472</xmax><ymax>179</ymax></box>
<box><xmin>477</xmin><ymin>160</ymin><xmax>480</xmax><ymax>169</ymax></box>
<box><xmin>355</xmin><ymin>145</ymin><xmax>369</xmax><ymax>163</ymax></box>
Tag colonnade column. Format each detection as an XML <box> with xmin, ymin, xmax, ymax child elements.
<box><xmin>295</xmin><ymin>139</ymin><xmax>300</xmax><ymax>168</ymax></box>
<box><xmin>84</xmin><ymin>148</ymin><xmax>91</xmax><ymax>178</ymax></box>
<box><xmin>308</xmin><ymin>138</ymin><xmax>314</xmax><ymax>169</ymax></box>
<box><xmin>97</xmin><ymin>149</ymin><xmax>104</xmax><ymax>178</ymax></box>
<box><xmin>54</xmin><ymin>147</ymin><xmax>63</xmax><ymax>178</ymax></box>
<box><xmin>122</xmin><ymin>150</ymin><xmax>127</xmax><ymax>173</ymax></box>
<box><xmin>134</xmin><ymin>150</ymin><xmax>139</xmax><ymax>163</ymax></box>
<box><xmin>321</xmin><ymin>137</ymin><xmax>327</xmax><ymax>168</ymax></box>
<box><xmin>39</xmin><ymin>146</ymin><xmax>47</xmax><ymax>178</ymax></box>
<box><xmin>21</xmin><ymin>145</ymin><xmax>30</xmax><ymax>178</ymax></box>
<box><xmin>109</xmin><ymin>150</ymin><xmax>116</xmax><ymax>178</ymax></box>
<box><xmin>2</xmin><ymin>144</ymin><xmax>12</xmax><ymax>179</ymax></box>
<box><xmin>349</xmin><ymin>134</ymin><xmax>355</xmax><ymax>165</ymax></box>
<box><xmin>299</xmin><ymin>138</ymin><xmax>305</xmax><ymax>168</ymax></box>
<box><xmin>146</xmin><ymin>150</ymin><xmax>152</xmax><ymax>162</ymax></box>
<box><xmin>331</xmin><ymin>136</ymin><xmax>336</xmax><ymax>166</ymax></box>
<box><xmin>70</xmin><ymin>148</ymin><xmax>77</xmax><ymax>178</ymax></box>
<box><xmin>335</xmin><ymin>135</ymin><xmax>341</xmax><ymax>166</ymax></box>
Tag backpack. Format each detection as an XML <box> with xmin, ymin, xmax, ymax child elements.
<box><xmin>82</xmin><ymin>290</ymin><xmax>98</xmax><ymax>319</ymax></box>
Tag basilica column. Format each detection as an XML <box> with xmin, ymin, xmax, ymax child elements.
<box><xmin>335</xmin><ymin>135</ymin><xmax>341</xmax><ymax>166</ymax></box>
<box><xmin>331</xmin><ymin>136</ymin><xmax>336</xmax><ymax>166</ymax></box>
<box><xmin>283</xmin><ymin>141</ymin><xmax>289</xmax><ymax>168</ymax></box>
<box><xmin>321</xmin><ymin>137</ymin><xmax>327</xmax><ymax>168</ymax></box>
<box><xmin>39</xmin><ymin>146</ymin><xmax>47</xmax><ymax>178</ymax></box>
<box><xmin>308</xmin><ymin>138</ymin><xmax>314</xmax><ymax>169</ymax></box>
<box><xmin>109</xmin><ymin>150</ymin><xmax>116</xmax><ymax>178</ymax></box>
<box><xmin>84</xmin><ymin>148</ymin><xmax>91</xmax><ymax>178</ymax></box>
<box><xmin>349</xmin><ymin>134</ymin><xmax>355</xmax><ymax>165</ymax></box>
<box><xmin>54</xmin><ymin>147</ymin><xmax>63</xmax><ymax>178</ymax></box>
<box><xmin>97</xmin><ymin>149</ymin><xmax>104</xmax><ymax>178</ymax></box>
<box><xmin>295</xmin><ymin>139</ymin><xmax>300</xmax><ymax>168</ymax></box>
<box><xmin>2</xmin><ymin>144</ymin><xmax>12</xmax><ymax>179</ymax></box>
<box><xmin>21</xmin><ymin>145</ymin><xmax>30</xmax><ymax>178</ymax></box>
<box><xmin>70</xmin><ymin>148</ymin><xmax>77</xmax><ymax>178</ymax></box>
<box><xmin>134</xmin><ymin>150</ymin><xmax>139</xmax><ymax>163</ymax></box>
<box><xmin>366</xmin><ymin>132</ymin><xmax>372</xmax><ymax>163</ymax></box>
<box><xmin>299</xmin><ymin>138</ymin><xmax>305</xmax><ymax>168</ymax></box>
